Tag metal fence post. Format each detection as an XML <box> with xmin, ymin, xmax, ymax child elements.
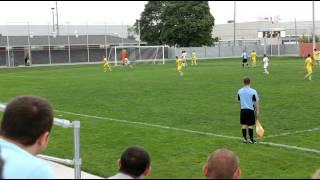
<box><xmin>48</xmin><ymin>23</ymin><xmax>52</xmax><ymax>64</ymax></box>
<box><xmin>115</xmin><ymin>46</ymin><xmax>117</xmax><ymax>66</ymax></box>
<box><xmin>218</xmin><ymin>42</ymin><xmax>221</xmax><ymax>57</ymax></box>
<box><xmin>205</xmin><ymin>46</ymin><xmax>207</xmax><ymax>58</ymax></box>
<box><xmin>278</xmin><ymin>37</ymin><xmax>280</xmax><ymax>56</ymax></box>
<box><xmin>162</xmin><ymin>46</ymin><xmax>165</xmax><ymax>64</ymax></box>
<box><xmin>27</xmin><ymin>22</ymin><xmax>32</xmax><ymax>66</ymax></box>
<box><xmin>73</xmin><ymin>121</ymin><xmax>81</xmax><ymax>179</ymax></box>
<box><xmin>67</xmin><ymin>22</ymin><xmax>71</xmax><ymax>64</ymax></box>
<box><xmin>6</xmin><ymin>22</ymin><xmax>10</xmax><ymax>67</ymax></box>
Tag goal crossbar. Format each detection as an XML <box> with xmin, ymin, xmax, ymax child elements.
<box><xmin>113</xmin><ymin>45</ymin><xmax>167</xmax><ymax>66</ymax></box>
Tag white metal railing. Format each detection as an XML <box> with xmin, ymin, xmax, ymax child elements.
<box><xmin>0</xmin><ymin>103</ymin><xmax>81</xmax><ymax>179</ymax></box>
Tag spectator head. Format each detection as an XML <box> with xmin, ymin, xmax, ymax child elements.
<box><xmin>264</xmin><ymin>54</ymin><xmax>267</xmax><ymax>57</ymax></box>
<box><xmin>118</xmin><ymin>146</ymin><xmax>151</xmax><ymax>179</ymax></box>
<box><xmin>312</xmin><ymin>169</ymin><xmax>320</xmax><ymax>179</ymax></box>
<box><xmin>203</xmin><ymin>149</ymin><xmax>241</xmax><ymax>179</ymax></box>
<box><xmin>0</xmin><ymin>96</ymin><xmax>54</xmax><ymax>155</ymax></box>
<box><xmin>243</xmin><ymin>77</ymin><xmax>251</xmax><ymax>86</ymax></box>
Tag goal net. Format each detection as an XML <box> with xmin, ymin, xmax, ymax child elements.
<box><xmin>108</xmin><ymin>45</ymin><xmax>168</xmax><ymax>65</ymax></box>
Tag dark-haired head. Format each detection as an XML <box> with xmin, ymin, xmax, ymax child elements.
<box><xmin>119</xmin><ymin>146</ymin><xmax>151</xmax><ymax>178</ymax></box>
<box><xmin>243</xmin><ymin>77</ymin><xmax>251</xmax><ymax>86</ymax></box>
<box><xmin>0</xmin><ymin>96</ymin><xmax>53</xmax><ymax>154</ymax></box>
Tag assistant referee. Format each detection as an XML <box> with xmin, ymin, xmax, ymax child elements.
<box><xmin>237</xmin><ymin>77</ymin><xmax>260</xmax><ymax>144</ymax></box>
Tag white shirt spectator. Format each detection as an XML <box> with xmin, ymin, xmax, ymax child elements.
<box><xmin>108</xmin><ymin>172</ymin><xmax>134</xmax><ymax>179</ymax></box>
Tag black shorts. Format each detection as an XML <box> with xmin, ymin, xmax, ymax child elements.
<box><xmin>240</xmin><ymin>109</ymin><xmax>256</xmax><ymax>126</ymax></box>
<box><xmin>242</xmin><ymin>59</ymin><xmax>248</xmax><ymax>63</ymax></box>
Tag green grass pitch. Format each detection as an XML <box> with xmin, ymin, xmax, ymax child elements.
<box><xmin>0</xmin><ymin>57</ymin><xmax>319</xmax><ymax>178</ymax></box>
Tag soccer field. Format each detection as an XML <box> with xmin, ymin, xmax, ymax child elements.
<box><xmin>0</xmin><ymin>57</ymin><xmax>319</xmax><ymax>178</ymax></box>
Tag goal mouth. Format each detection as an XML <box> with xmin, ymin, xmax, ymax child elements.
<box><xmin>108</xmin><ymin>45</ymin><xmax>168</xmax><ymax>65</ymax></box>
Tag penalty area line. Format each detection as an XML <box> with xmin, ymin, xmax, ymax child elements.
<box><xmin>55</xmin><ymin>110</ymin><xmax>320</xmax><ymax>155</ymax></box>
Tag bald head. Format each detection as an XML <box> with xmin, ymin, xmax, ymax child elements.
<box><xmin>312</xmin><ymin>169</ymin><xmax>320</xmax><ymax>179</ymax></box>
<box><xmin>204</xmin><ymin>149</ymin><xmax>240</xmax><ymax>179</ymax></box>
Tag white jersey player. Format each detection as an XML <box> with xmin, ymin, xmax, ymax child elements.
<box><xmin>181</xmin><ymin>51</ymin><xmax>187</xmax><ymax>67</ymax></box>
<box><xmin>263</xmin><ymin>54</ymin><xmax>269</xmax><ymax>74</ymax></box>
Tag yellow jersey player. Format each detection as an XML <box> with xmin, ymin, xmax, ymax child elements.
<box><xmin>304</xmin><ymin>54</ymin><xmax>313</xmax><ymax>81</ymax></box>
<box><xmin>251</xmin><ymin>50</ymin><xmax>257</xmax><ymax>67</ymax></box>
<box><xmin>103</xmin><ymin>56</ymin><xmax>112</xmax><ymax>72</ymax></box>
<box><xmin>313</xmin><ymin>48</ymin><xmax>319</xmax><ymax>66</ymax></box>
<box><xmin>192</xmin><ymin>50</ymin><xmax>197</xmax><ymax>65</ymax></box>
<box><xmin>176</xmin><ymin>56</ymin><xmax>183</xmax><ymax>77</ymax></box>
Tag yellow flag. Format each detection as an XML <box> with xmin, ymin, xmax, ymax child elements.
<box><xmin>256</xmin><ymin>120</ymin><xmax>265</xmax><ymax>137</ymax></box>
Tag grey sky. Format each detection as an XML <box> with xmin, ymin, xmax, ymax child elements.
<box><xmin>0</xmin><ymin>1</ymin><xmax>318</xmax><ymax>25</ymax></box>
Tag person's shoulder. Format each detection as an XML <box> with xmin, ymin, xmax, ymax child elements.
<box><xmin>250</xmin><ymin>88</ymin><xmax>258</xmax><ymax>93</ymax></box>
<box><xmin>27</xmin><ymin>160</ymin><xmax>54</xmax><ymax>179</ymax></box>
<box><xmin>238</xmin><ymin>87</ymin><xmax>244</xmax><ymax>93</ymax></box>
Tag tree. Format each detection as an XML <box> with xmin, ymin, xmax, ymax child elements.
<box><xmin>135</xmin><ymin>1</ymin><xmax>166</xmax><ymax>45</ymax></box>
<box><xmin>127</xmin><ymin>26</ymin><xmax>137</xmax><ymax>40</ymax></box>
<box><xmin>298</xmin><ymin>34</ymin><xmax>319</xmax><ymax>43</ymax></box>
<box><xmin>160</xmin><ymin>1</ymin><xmax>215</xmax><ymax>47</ymax></box>
<box><xmin>137</xmin><ymin>1</ymin><xmax>215</xmax><ymax>47</ymax></box>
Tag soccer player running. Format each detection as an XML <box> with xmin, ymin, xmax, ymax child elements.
<box><xmin>241</xmin><ymin>50</ymin><xmax>249</xmax><ymax>68</ymax></box>
<box><xmin>313</xmin><ymin>48</ymin><xmax>319</xmax><ymax>66</ymax></box>
<box><xmin>237</xmin><ymin>77</ymin><xmax>260</xmax><ymax>144</ymax></box>
<box><xmin>250</xmin><ymin>50</ymin><xmax>257</xmax><ymax>67</ymax></box>
<box><xmin>176</xmin><ymin>56</ymin><xmax>183</xmax><ymax>77</ymax></box>
<box><xmin>103</xmin><ymin>56</ymin><xmax>112</xmax><ymax>72</ymax></box>
<box><xmin>181</xmin><ymin>51</ymin><xmax>188</xmax><ymax>67</ymax></box>
<box><xmin>304</xmin><ymin>54</ymin><xmax>313</xmax><ymax>81</ymax></box>
<box><xmin>263</xmin><ymin>54</ymin><xmax>269</xmax><ymax>74</ymax></box>
<box><xmin>192</xmin><ymin>50</ymin><xmax>197</xmax><ymax>65</ymax></box>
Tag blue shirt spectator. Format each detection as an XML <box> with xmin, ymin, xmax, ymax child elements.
<box><xmin>0</xmin><ymin>139</ymin><xmax>54</xmax><ymax>179</ymax></box>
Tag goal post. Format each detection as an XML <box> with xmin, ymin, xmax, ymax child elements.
<box><xmin>112</xmin><ymin>45</ymin><xmax>168</xmax><ymax>66</ymax></box>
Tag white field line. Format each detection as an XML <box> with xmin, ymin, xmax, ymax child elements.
<box><xmin>55</xmin><ymin>110</ymin><xmax>320</xmax><ymax>155</ymax></box>
<box><xmin>262</xmin><ymin>127</ymin><xmax>320</xmax><ymax>139</ymax></box>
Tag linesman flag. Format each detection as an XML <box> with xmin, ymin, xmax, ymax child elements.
<box><xmin>256</xmin><ymin>120</ymin><xmax>265</xmax><ymax>137</ymax></box>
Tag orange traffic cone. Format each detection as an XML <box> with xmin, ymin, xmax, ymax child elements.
<box><xmin>256</xmin><ymin>120</ymin><xmax>265</xmax><ymax>137</ymax></box>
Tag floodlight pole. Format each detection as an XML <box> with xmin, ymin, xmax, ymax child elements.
<box><xmin>138</xmin><ymin>20</ymin><xmax>141</xmax><ymax>47</ymax></box>
<box><xmin>312</xmin><ymin>1</ymin><xmax>316</xmax><ymax>51</ymax></box>
<box><xmin>104</xmin><ymin>23</ymin><xmax>108</xmax><ymax>58</ymax></box>
<box><xmin>233</xmin><ymin>1</ymin><xmax>236</xmax><ymax>47</ymax></box>
<box><xmin>137</xmin><ymin>19</ymin><xmax>141</xmax><ymax>60</ymax></box>
<box><xmin>56</xmin><ymin>1</ymin><xmax>59</xmax><ymax>36</ymax></box>
<box><xmin>51</xmin><ymin>8</ymin><xmax>55</xmax><ymax>33</ymax></box>
<box><xmin>295</xmin><ymin>17</ymin><xmax>297</xmax><ymax>44</ymax></box>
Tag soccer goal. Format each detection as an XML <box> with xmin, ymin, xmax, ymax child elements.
<box><xmin>108</xmin><ymin>45</ymin><xmax>168</xmax><ymax>66</ymax></box>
